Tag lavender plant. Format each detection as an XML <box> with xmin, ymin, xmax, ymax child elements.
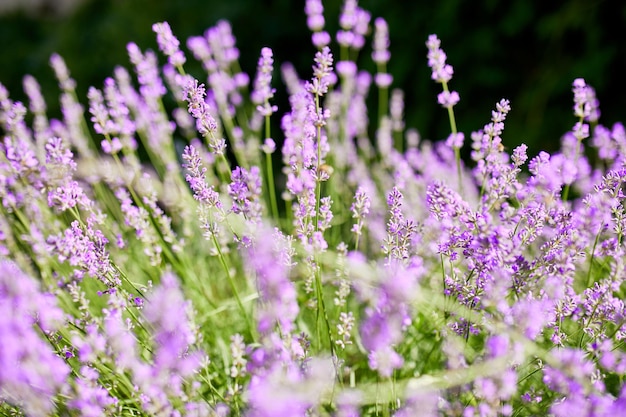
<box><xmin>1</xmin><ymin>1</ymin><xmax>626</xmax><ymax>416</ymax></box>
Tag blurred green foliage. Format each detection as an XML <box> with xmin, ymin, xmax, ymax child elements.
<box><xmin>1</xmin><ymin>0</ymin><xmax>625</xmax><ymax>156</ymax></box>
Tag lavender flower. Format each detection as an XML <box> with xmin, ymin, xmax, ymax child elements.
<box><xmin>372</xmin><ymin>18</ymin><xmax>391</xmax><ymax>65</ymax></box>
<box><xmin>572</xmin><ymin>78</ymin><xmax>600</xmax><ymax>123</ymax></box>
<box><xmin>143</xmin><ymin>272</ymin><xmax>202</xmax><ymax>377</ymax></box>
<box><xmin>305</xmin><ymin>0</ymin><xmax>330</xmax><ymax>48</ymax></box>
<box><xmin>252</xmin><ymin>47</ymin><xmax>278</xmax><ymax>117</ymax></box>
<box><xmin>247</xmin><ymin>227</ymin><xmax>299</xmax><ymax>335</ymax></box>
<box><xmin>183</xmin><ymin>79</ymin><xmax>225</xmax><ymax>154</ymax></box>
<box><xmin>426</xmin><ymin>34</ymin><xmax>453</xmax><ymax>84</ymax></box>
<box><xmin>44</xmin><ymin>136</ymin><xmax>76</xmax><ymax>185</ymax></box>
<box><xmin>350</xmin><ymin>186</ymin><xmax>370</xmax><ymax>238</ymax></box>
<box><xmin>115</xmin><ymin>187</ymin><xmax>162</xmax><ymax>266</ymax></box>
<box><xmin>0</xmin><ymin>261</ymin><xmax>70</xmax><ymax>417</ymax></box>
<box><xmin>437</xmin><ymin>90</ymin><xmax>460</xmax><ymax>108</ymax></box>
<box><xmin>47</xmin><ymin>218</ymin><xmax>120</xmax><ymax>286</ymax></box>
<box><xmin>246</xmin><ymin>356</ymin><xmax>334</xmax><ymax>417</ymax></box>
<box><xmin>306</xmin><ymin>46</ymin><xmax>334</xmax><ymax>97</ymax></box>
<box><xmin>337</xmin><ymin>0</ymin><xmax>370</xmax><ymax>51</ymax></box>
<box><xmin>133</xmin><ymin>272</ymin><xmax>204</xmax><ymax>415</ymax></box>
<box><xmin>382</xmin><ymin>186</ymin><xmax>418</xmax><ymax>263</ymax></box>
<box><xmin>228</xmin><ymin>165</ymin><xmax>263</xmax><ymax>222</ymax></box>
<box><xmin>68</xmin><ymin>366</ymin><xmax>116</xmax><ymax>417</ymax></box>
<box><xmin>390</xmin><ymin>88</ymin><xmax>405</xmax><ymax>131</ymax></box>
<box><xmin>182</xmin><ymin>144</ymin><xmax>221</xmax><ymax>208</ymax></box>
<box><xmin>152</xmin><ymin>21</ymin><xmax>186</xmax><ymax>67</ymax></box>
<box><xmin>352</xmin><ymin>256</ymin><xmax>419</xmax><ymax>377</ymax></box>
<box><xmin>87</xmin><ymin>86</ymin><xmax>115</xmax><ymax>136</ymax></box>
<box><xmin>127</xmin><ymin>42</ymin><xmax>167</xmax><ymax>100</ymax></box>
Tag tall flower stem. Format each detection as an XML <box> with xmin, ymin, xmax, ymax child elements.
<box><xmin>264</xmin><ymin>115</ymin><xmax>279</xmax><ymax>221</ymax></box>
<box><xmin>442</xmin><ymin>81</ymin><xmax>462</xmax><ymax>190</ymax></box>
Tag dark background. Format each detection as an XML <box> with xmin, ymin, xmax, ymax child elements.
<box><xmin>0</xmin><ymin>0</ymin><xmax>624</xmax><ymax>157</ymax></box>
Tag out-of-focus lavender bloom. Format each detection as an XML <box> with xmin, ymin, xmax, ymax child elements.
<box><xmin>305</xmin><ymin>0</ymin><xmax>325</xmax><ymax>32</ymax></box>
<box><xmin>251</xmin><ymin>47</ymin><xmax>278</xmax><ymax>117</ymax></box>
<box><xmin>127</xmin><ymin>43</ymin><xmax>167</xmax><ymax>100</ymax></box>
<box><xmin>206</xmin><ymin>20</ymin><xmax>240</xmax><ymax>69</ymax></box>
<box><xmin>572</xmin><ymin>78</ymin><xmax>600</xmax><ymax>123</ymax></box>
<box><xmin>135</xmin><ymin>272</ymin><xmax>204</xmax><ymax>414</ymax></box>
<box><xmin>445</xmin><ymin>132</ymin><xmax>464</xmax><ymax>149</ymax></box>
<box><xmin>102</xmin><ymin>77</ymin><xmax>136</xmax><ymax>145</ymax></box>
<box><xmin>49</xmin><ymin>53</ymin><xmax>76</xmax><ymax>91</ymax></box>
<box><xmin>47</xmin><ymin>179</ymin><xmax>91</xmax><ymax>212</ymax></box>
<box><xmin>152</xmin><ymin>21</ymin><xmax>186</xmax><ymax>67</ymax></box>
<box><xmin>337</xmin><ymin>0</ymin><xmax>370</xmax><ymax>51</ymax></box>
<box><xmin>68</xmin><ymin>366</ymin><xmax>116</xmax><ymax>417</ymax></box>
<box><xmin>305</xmin><ymin>0</ymin><xmax>330</xmax><ymax>48</ymax></box>
<box><xmin>87</xmin><ymin>86</ymin><xmax>115</xmax><ymax>136</ymax></box>
<box><xmin>0</xmin><ymin>261</ymin><xmax>70</xmax><ymax>417</ymax></box>
<box><xmin>437</xmin><ymin>90</ymin><xmax>460</xmax><ymax>108</ymax></box>
<box><xmin>247</xmin><ymin>227</ymin><xmax>299</xmax><ymax>335</ymax></box>
<box><xmin>115</xmin><ymin>187</ymin><xmax>162</xmax><ymax>266</ymax></box>
<box><xmin>182</xmin><ymin>145</ymin><xmax>221</xmax><ymax>208</ymax></box>
<box><xmin>372</xmin><ymin>18</ymin><xmax>390</xmax><ymax>65</ymax></box>
<box><xmin>44</xmin><ymin>136</ymin><xmax>76</xmax><ymax>184</ymax></box>
<box><xmin>375</xmin><ymin>73</ymin><xmax>393</xmax><ymax>89</ymax></box>
<box><xmin>246</xmin><ymin>356</ymin><xmax>334</xmax><ymax>417</ymax></box>
<box><xmin>23</xmin><ymin>74</ymin><xmax>50</xmax><ymax>146</ymax></box>
<box><xmin>351</xmin><ymin>251</ymin><xmax>419</xmax><ymax>377</ymax></box>
<box><xmin>394</xmin><ymin>386</ymin><xmax>439</xmax><ymax>417</ymax></box>
<box><xmin>390</xmin><ymin>89</ymin><xmax>405</xmax><ymax>131</ymax></box>
<box><xmin>426</xmin><ymin>34</ymin><xmax>453</xmax><ymax>84</ymax></box>
<box><xmin>261</xmin><ymin>138</ymin><xmax>276</xmax><ymax>154</ymax></box>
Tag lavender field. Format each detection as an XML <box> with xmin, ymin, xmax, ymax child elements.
<box><xmin>1</xmin><ymin>1</ymin><xmax>625</xmax><ymax>416</ymax></box>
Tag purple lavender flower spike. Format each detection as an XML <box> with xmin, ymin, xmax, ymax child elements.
<box><xmin>247</xmin><ymin>227</ymin><xmax>299</xmax><ymax>335</ymax></box>
<box><xmin>133</xmin><ymin>271</ymin><xmax>204</xmax><ymax>414</ymax></box>
<box><xmin>228</xmin><ymin>165</ymin><xmax>263</xmax><ymax>222</ymax></box>
<box><xmin>305</xmin><ymin>0</ymin><xmax>330</xmax><ymax>48</ymax></box>
<box><xmin>0</xmin><ymin>261</ymin><xmax>70</xmax><ymax>417</ymax></box>
<box><xmin>251</xmin><ymin>47</ymin><xmax>278</xmax><ymax>117</ymax></box>
<box><xmin>181</xmin><ymin>144</ymin><xmax>221</xmax><ymax>208</ymax></box>
<box><xmin>372</xmin><ymin>18</ymin><xmax>391</xmax><ymax>65</ymax></box>
<box><xmin>68</xmin><ymin>366</ymin><xmax>116</xmax><ymax>417</ymax></box>
<box><xmin>426</xmin><ymin>35</ymin><xmax>453</xmax><ymax>83</ymax></box>
<box><xmin>152</xmin><ymin>21</ymin><xmax>186</xmax><ymax>67</ymax></box>
<box><xmin>572</xmin><ymin>78</ymin><xmax>600</xmax><ymax>123</ymax></box>
<box><xmin>182</xmin><ymin>79</ymin><xmax>226</xmax><ymax>155</ymax></box>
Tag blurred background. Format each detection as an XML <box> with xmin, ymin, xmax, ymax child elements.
<box><xmin>0</xmin><ymin>0</ymin><xmax>624</xmax><ymax>157</ymax></box>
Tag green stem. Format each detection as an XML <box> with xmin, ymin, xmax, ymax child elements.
<box><xmin>312</xmin><ymin>88</ymin><xmax>334</xmax><ymax>355</ymax></box>
<box><xmin>441</xmin><ymin>81</ymin><xmax>461</xmax><ymax>191</ymax></box>
<box><xmin>212</xmin><ymin>231</ymin><xmax>256</xmax><ymax>342</ymax></box>
<box><xmin>264</xmin><ymin>114</ymin><xmax>279</xmax><ymax>221</ymax></box>
<box><xmin>587</xmin><ymin>227</ymin><xmax>601</xmax><ymax>288</ymax></box>
<box><xmin>562</xmin><ymin>116</ymin><xmax>585</xmax><ymax>201</ymax></box>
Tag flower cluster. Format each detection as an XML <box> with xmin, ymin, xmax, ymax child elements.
<box><xmin>1</xmin><ymin>1</ymin><xmax>626</xmax><ymax>416</ymax></box>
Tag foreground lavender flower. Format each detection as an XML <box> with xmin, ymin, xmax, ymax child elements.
<box><xmin>0</xmin><ymin>261</ymin><xmax>70</xmax><ymax>417</ymax></box>
<box><xmin>247</xmin><ymin>227</ymin><xmax>298</xmax><ymax>335</ymax></box>
<box><xmin>137</xmin><ymin>271</ymin><xmax>204</xmax><ymax>413</ymax></box>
